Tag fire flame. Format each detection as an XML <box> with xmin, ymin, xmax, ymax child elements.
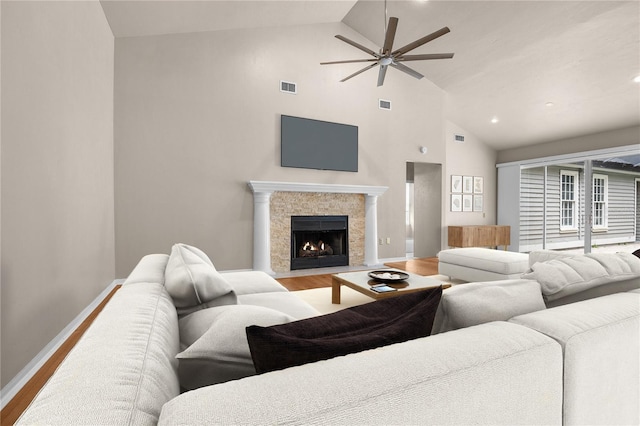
<box><xmin>302</xmin><ymin>241</ymin><xmax>325</xmax><ymax>251</ymax></box>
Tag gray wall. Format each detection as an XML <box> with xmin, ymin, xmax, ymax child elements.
<box><xmin>1</xmin><ymin>1</ymin><xmax>115</xmax><ymax>387</ymax></box>
<box><xmin>113</xmin><ymin>23</ymin><xmax>447</xmax><ymax>277</ymax></box>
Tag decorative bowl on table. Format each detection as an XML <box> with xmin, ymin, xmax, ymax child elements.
<box><xmin>367</xmin><ymin>270</ymin><xmax>410</xmax><ymax>283</ymax></box>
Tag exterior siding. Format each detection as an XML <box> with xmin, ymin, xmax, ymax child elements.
<box><xmin>519</xmin><ymin>165</ymin><xmax>638</xmax><ymax>251</ymax></box>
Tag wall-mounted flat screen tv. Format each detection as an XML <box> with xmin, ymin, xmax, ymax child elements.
<box><xmin>281</xmin><ymin>115</ymin><xmax>358</xmax><ymax>172</ymax></box>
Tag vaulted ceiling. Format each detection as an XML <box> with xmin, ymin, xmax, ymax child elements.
<box><xmin>100</xmin><ymin>0</ymin><xmax>640</xmax><ymax>151</ymax></box>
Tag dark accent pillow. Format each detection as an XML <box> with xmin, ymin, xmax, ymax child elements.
<box><xmin>633</xmin><ymin>248</ymin><xmax>640</xmax><ymax>259</ymax></box>
<box><xmin>246</xmin><ymin>286</ymin><xmax>443</xmax><ymax>374</ymax></box>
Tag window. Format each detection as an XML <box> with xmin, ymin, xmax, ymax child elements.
<box><xmin>560</xmin><ymin>170</ymin><xmax>579</xmax><ymax>230</ymax></box>
<box><xmin>592</xmin><ymin>174</ymin><xmax>608</xmax><ymax>229</ymax></box>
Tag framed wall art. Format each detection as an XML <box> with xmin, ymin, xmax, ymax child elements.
<box><xmin>451</xmin><ymin>175</ymin><xmax>462</xmax><ymax>193</ymax></box>
<box><xmin>451</xmin><ymin>194</ymin><xmax>462</xmax><ymax>212</ymax></box>
<box><xmin>473</xmin><ymin>195</ymin><xmax>483</xmax><ymax>212</ymax></box>
<box><xmin>462</xmin><ymin>194</ymin><xmax>473</xmax><ymax>211</ymax></box>
<box><xmin>463</xmin><ymin>176</ymin><xmax>473</xmax><ymax>193</ymax></box>
<box><xmin>473</xmin><ymin>176</ymin><xmax>484</xmax><ymax>194</ymax></box>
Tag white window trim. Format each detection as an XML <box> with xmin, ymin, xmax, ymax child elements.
<box><xmin>592</xmin><ymin>173</ymin><xmax>608</xmax><ymax>229</ymax></box>
<box><xmin>560</xmin><ymin>170</ymin><xmax>579</xmax><ymax>231</ymax></box>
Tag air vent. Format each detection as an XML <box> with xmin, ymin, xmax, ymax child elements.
<box><xmin>280</xmin><ymin>80</ymin><xmax>297</xmax><ymax>94</ymax></box>
<box><xmin>379</xmin><ymin>99</ymin><xmax>391</xmax><ymax>110</ymax></box>
<box><xmin>454</xmin><ymin>134</ymin><xmax>465</xmax><ymax>143</ymax></box>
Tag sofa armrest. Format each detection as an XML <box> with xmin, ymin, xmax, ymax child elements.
<box><xmin>17</xmin><ymin>283</ymin><xmax>180</xmax><ymax>425</ymax></box>
<box><xmin>122</xmin><ymin>253</ymin><xmax>169</xmax><ymax>286</ymax></box>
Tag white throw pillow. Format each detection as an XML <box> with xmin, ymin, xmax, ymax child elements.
<box><xmin>177</xmin><ymin>305</ymin><xmax>295</xmax><ymax>389</ymax></box>
<box><xmin>165</xmin><ymin>243</ymin><xmax>236</xmax><ymax>315</ymax></box>
<box><xmin>432</xmin><ymin>279</ymin><xmax>546</xmax><ymax>334</ymax></box>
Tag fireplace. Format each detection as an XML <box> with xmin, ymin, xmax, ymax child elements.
<box><xmin>291</xmin><ymin>215</ymin><xmax>349</xmax><ymax>270</ymax></box>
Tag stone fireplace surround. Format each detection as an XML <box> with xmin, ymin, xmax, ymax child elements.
<box><xmin>248</xmin><ymin>181</ymin><xmax>388</xmax><ymax>275</ymax></box>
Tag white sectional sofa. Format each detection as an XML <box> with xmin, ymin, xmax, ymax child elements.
<box><xmin>16</xmin><ymin>246</ymin><xmax>640</xmax><ymax>425</ymax></box>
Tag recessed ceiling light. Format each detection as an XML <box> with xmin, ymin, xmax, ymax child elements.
<box><xmin>634</xmin><ymin>75</ymin><xmax>640</xmax><ymax>83</ymax></box>
<box><xmin>491</xmin><ymin>117</ymin><xmax>499</xmax><ymax>124</ymax></box>
<box><xmin>545</xmin><ymin>102</ymin><xmax>555</xmax><ymax>107</ymax></box>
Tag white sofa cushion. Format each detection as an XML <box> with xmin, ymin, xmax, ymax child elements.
<box><xmin>237</xmin><ymin>292</ymin><xmax>320</xmax><ymax>319</ymax></box>
<box><xmin>522</xmin><ymin>252</ymin><xmax>640</xmax><ymax>302</ymax></box>
<box><xmin>220</xmin><ymin>270</ymin><xmax>289</xmax><ymax>295</ymax></box>
<box><xmin>177</xmin><ymin>305</ymin><xmax>295</xmax><ymax>389</ymax></box>
<box><xmin>165</xmin><ymin>243</ymin><xmax>237</xmax><ymax>315</ymax></box>
<box><xmin>432</xmin><ymin>279</ymin><xmax>546</xmax><ymax>334</ymax></box>
<box><xmin>438</xmin><ymin>248</ymin><xmax>529</xmax><ymax>275</ymax></box>
<box><xmin>510</xmin><ymin>292</ymin><xmax>640</xmax><ymax>425</ymax></box>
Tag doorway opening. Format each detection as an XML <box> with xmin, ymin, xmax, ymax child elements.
<box><xmin>406</xmin><ymin>162</ymin><xmax>442</xmax><ymax>258</ymax></box>
<box><xmin>406</xmin><ymin>163</ymin><xmax>415</xmax><ymax>258</ymax></box>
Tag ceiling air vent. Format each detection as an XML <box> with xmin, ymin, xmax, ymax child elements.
<box><xmin>379</xmin><ymin>99</ymin><xmax>391</xmax><ymax>110</ymax></box>
<box><xmin>454</xmin><ymin>134</ymin><xmax>465</xmax><ymax>143</ymax></box>
<box><xmin>280</xmin><ymin>80</ymin><xmax>297</xmax><ymax>94</ymax></box>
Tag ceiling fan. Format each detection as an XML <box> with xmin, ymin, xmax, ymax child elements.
<box><xmin>321</xmin><ymin>9</ymin><xmax>454</xmax><ymax>87</ymax></box>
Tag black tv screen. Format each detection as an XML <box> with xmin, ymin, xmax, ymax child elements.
<box><xmin>281</xmin><ymin>115</ymin><xmax>358</xmax><ymax>172</ymax></box>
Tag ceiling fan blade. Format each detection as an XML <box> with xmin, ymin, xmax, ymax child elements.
<box><xmin>377</xmin><ymin>64</ymin><xmax>388</xmax><ymax>87</ymax></box>
<box><xmin>396</xmin><ymin>53</ymin><xmax>454</xmax><ymax>61</ymax></box>
<box><xmin>391</xmin><ymin>27</ymin><xmax>451</xmax><ymax>57</ymax></box>
<box><xmin>382</xmin><ymin>17</ymin><xmax>399</xmax><ymax>55</ymax></box>
<box><xmin>340</xmin><ymin>62</ymin><xmax>379</xmax><ymax>83</ymax></box>
<box><xmin>335</xmin><ymin>35</ymin><xmax>379</xmax><ymax>58</ymax></box>
<box><xmin>321</xmin><ymin>58</ymin><xmax>378</xmax><ymax>65</ymax></box>
<box><xmin>391</xmin><ymin>62</ymin><xmax>424</xmax><ymax>80</ymax></box>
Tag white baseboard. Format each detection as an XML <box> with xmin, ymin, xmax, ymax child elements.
<box><xmin>0</xmin><ymin>279</ymin><xmax>123</xmax><ymax>410</ymax></box>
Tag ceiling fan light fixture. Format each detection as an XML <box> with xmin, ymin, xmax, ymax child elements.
<box><xmin>320</xmin><ymin>3</ymin><xmax>453</xmax><ymax>87</ymax></box>
<box><xmin>491</xmin><ymin>117</ymin><xmax>499</xmax><ymax>124</ymax></box>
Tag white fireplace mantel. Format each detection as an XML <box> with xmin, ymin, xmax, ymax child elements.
<box><xmin>248</xmin><ymin>181</ymin><xmax>388</xmax><ymax>196</ymax></box>
<box><xmin>248</xmin><ymin>181</ymin><xmax>388</xmax><ymax>275</ymax></box>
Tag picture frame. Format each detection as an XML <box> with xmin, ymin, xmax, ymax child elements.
<box><xmin>451</xmin><ymin>175</ymin><xmax>462</xmax><ymax>193</ymax></box>
<box><xmin>451</xmin><ymin>194</ymin><xmax>462</xmax><ymax>212</ymax></box>
<box><xmin>462</xmin><ymin>194</ymin><xmax>473</xmax><ymax>211</ymax></box>
<box><xmin>463</xmin><ymin>176</ymin><xmax>473</xmax><ymax>193</ymax></box>
<box><xmin>473</xmin><ymin>176</ymin><xmax>484</xmax><ymax>194</ymax></box>
<box><xmin>473</xmin><ymin>195</ymin><xmax>483</xmax><ymax>212</ymax></box>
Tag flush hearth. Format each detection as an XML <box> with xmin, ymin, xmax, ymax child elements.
<box><xmin>291</xmin><ymin>215</ymin><xmax>348</xmax><ymax>270</ymax></box>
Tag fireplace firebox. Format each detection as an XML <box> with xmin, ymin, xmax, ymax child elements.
<box><xmin>291</xmin><ymin>215</ymin><xmax>348</xmax><ymax>270</ymax></box>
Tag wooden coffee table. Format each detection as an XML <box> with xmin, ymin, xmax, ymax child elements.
<box><xmin>331</xmin><ymin>270</ymin><xmax>451</xmax><ymax>304</ymax></box>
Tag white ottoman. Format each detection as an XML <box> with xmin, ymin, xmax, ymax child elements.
<box><xmin>438</xmin><ymin>247</ymin><xmax>529</xmax><ymax>282</ymax></box>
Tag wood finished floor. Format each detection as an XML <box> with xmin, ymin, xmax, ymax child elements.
<box><xmin>0</xmin><ymin>257</ymin><xmax>437</xmax><ymax>424</ymax></box>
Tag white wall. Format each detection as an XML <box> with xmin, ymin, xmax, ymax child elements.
<box><xmin>114</xmin><ymin>23</ymin><xmax>446</xmax><ymax>276</ymax></box>
<box><xmin>1</xmin><ymin>1</ymin><xmax>115</xmax><ymax>387</ymax></box>
<box><xmin>443</xmin><ymin>120</ymin><xmax>498</xmax><ymax>246</ymax></box>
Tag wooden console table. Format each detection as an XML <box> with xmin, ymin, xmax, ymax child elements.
<box><xmin>448</xmin><ymin>225</ymin><xmax>510</xmax><ymax>250</ymax></box>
